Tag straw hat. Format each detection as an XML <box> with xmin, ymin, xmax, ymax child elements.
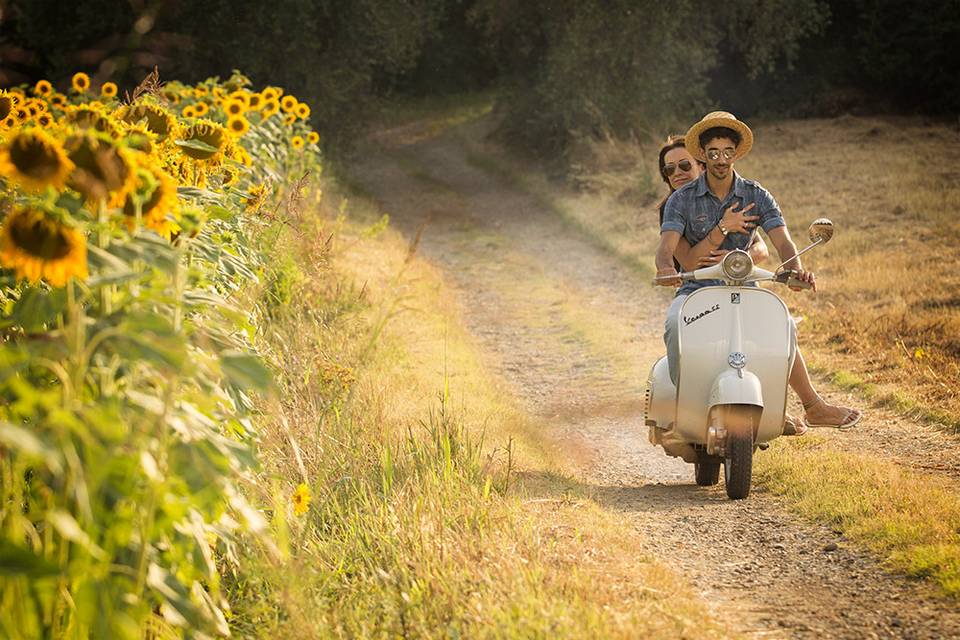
<box><xmin>684</xmin><ymin>111</ymin><xmax>754</xmax><ymax>162</ymax></box>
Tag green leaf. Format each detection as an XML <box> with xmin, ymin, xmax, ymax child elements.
<box><xmin>47</xmin><ymin>510</ymin><xmax>108</xmax><ymax>560</ymax></box>
<box><xmin>0</xmin><ymin>421</ymin><xmax>63</xmax><ymax>474</ymax></box>
<box><xmin>220</xmin><ymin>351</ymin><xmax>271</xmax><ymax>390</ymax></box>
<box><xmin>0</xmin><ymin>542</ymin><xmax>61</xmax><ymax>577</ymax></box>
<box><xmin>174</xmin><ymin>139</ymin><xmax>219</xmax><ymax>154</ymax></box>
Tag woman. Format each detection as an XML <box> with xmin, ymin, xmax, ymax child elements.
<box><xmin>657</xmin><ymin>135</ymin><xmax>769</xmax><ymax>270</ymax></box>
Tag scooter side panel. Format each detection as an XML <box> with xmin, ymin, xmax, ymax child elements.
<box><xmin>676</xmin><ymin>287</ymin><xmax>793</xmax><ymax>444</ymax></box>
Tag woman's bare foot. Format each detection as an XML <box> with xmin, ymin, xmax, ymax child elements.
<box><xmin>802</xmin><ymin>396</ymin><xmax>862</xmax><ymax>430</ymax></box>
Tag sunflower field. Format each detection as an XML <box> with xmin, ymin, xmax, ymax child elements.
<box><xmin>0</xmin><ymin>70</ymin><xmax>321</xmax><ymax>638</ymax></box>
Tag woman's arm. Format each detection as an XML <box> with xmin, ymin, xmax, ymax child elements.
<box><xmin>674</xmin><ymin>202</ymin><xmax>759</xmax><ymax>270</ymax></box>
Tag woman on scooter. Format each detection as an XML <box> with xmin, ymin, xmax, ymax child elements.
<box><xmin>654</xmin><ymin>127</ymin><xmax>861</xmax><ymax>434</ymax></box>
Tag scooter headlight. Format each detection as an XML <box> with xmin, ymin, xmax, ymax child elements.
<box><xmin>721</xmin><ymin>250</ymin><xmax>753</xmax><ymax>281</ymax></box>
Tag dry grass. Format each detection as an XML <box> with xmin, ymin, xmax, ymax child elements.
<box><xmin>226</xmin><ymin>182</ymin><xmax>729</xmax><ymax>638</ymax></box>
<box><xmin>755</xmin><ymin>436</ymin><xmax>960</xmax><ymax>597</ymax></box>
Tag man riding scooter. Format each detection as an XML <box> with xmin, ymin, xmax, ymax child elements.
<box><xmin>654</xmin><ymin>112</ymin><xmax>861</xmax><ymax>432</ymax></box>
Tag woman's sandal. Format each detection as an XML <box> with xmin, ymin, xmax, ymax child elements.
<box><xmin>801</xmin><ymin>396</ymin><xmax>862</xmax><ymax>431</ymax></box>
<box><xmin>782</xmin><ymin>414</ymin><xmax>808</xmax><ymax>437</ymax></box>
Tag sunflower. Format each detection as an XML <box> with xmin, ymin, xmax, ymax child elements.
<box><xmin>0</xmin><ymin>205</ymin><xmax>88</xmax><ymax>286</ymax></box>
<box><xmin>101</xmin><ymin>82</ymin><xmax>118</xmax><ymax>98</ymax></box>
<box><xmin>307</xmin><ymin>131</ymin><xmax>319</xmax><ymax>145</ymax></box>
<box><xmin>123</xmin><ymin>162</ymin><xmax>178</xmax><ymax>229</ymax></box>
<box><xmin>177</xmin><ymin>120</ymin><xmax>229</xmax><ymax>162</ymax></box>
<box><xmin>227</xmin><ymin>91</ymin><xmax>249</xmax><ymax>108</ymax></box>
<box><xmin>1</xmin><ymin>117</ymin><xmax>15</xmax><ymax>129</ymax></box>
<box><xmin>193</xmin><ymin>85</ymin><xmax>209</xmax><ymax>98</ymax></box>
<box><xmin>72</xmin><ymin>72</ymin><xmax>91</xmax><ymax>94</ymax></box>
<box><xmin>223</xmin><ymin>99</ymin><xmax>246</xmax><ymax>117</ymax></box>
<box><xmin>182</xmin><ymin>105</ymin><xmax>197</xmax><ymax>118</ymax></box>
<box><xmin>291</xmin><ymin>483</ymin><xmax>311</xmax><ymax>516</ymax></box>
<box><xmin>220</xmin><ymin>165</ymin><xmax>238</xmax><ymax>186</ymax></box>
<box><xmin>162</xmin><ymin>87</ymin><xmax>181</xmax><ymax>104</ymax></box>
<box><xmin>33</xmin><ymin>80</ymin><xmax>53</xmax><ymax>97</ymax></box>
<box><xmin>262</xmin><ymin>86</ymin><xmax>283</xmax><ymax>101</ymax></box>
<box><xmin>64</xmin><ymin>105</ymin><xmax>121</xmax><ymax>138</ymax></box>
<box><xmin>295</xmin><ymin>103</ymin><xmax>310</xmax><ymax>119</ymax></box>
<box><xmin>244</xmin><ymin>183</ymin><xmax>268</xmax><ymax>212</ymax></box>
<box><xmin>246</xmin><ymin>93</ymin><xmax>263</xmax><ymax>111</ymax></box>
<box><xmin>0</xmin><ymin>128</ymin><xmax>75</xmax><ymax>191</ymax></box>
<box><xmin>65</xmin><ymin>132</ymin><xmax>137</xmax><ymax>207</ymax></box>
<box><xmin>280</xmin><ymin>95</ymin><xmax>298</xmax><ymax>113</ymax></box>
<box><xmin>261</xmin><ymin>100</ymin><xmax>280</xmax><ymax>119</ymax></box>
<box><xmin>283</xmin><ymin>113</ymin><xmax>296</xmax><ymax>127</ymax></box>
<box><xmin>291</xmin><ymin>135</ymin><xmax>304</xmax><ymax>150</ymax></box>
<box><xmin>49</xmin><ymin>94</ymin><xmax>68</xmax><ymax>109</ymax></box>
<box><xmin>226</xmin><ymin>116</ymin><xmax>250</xmax><ymax>137</ymax></box>
<box><xmin>116</xmin><ymin>103</ymin><xmax>178</xmax><ymax>140</ymax></box>
<box><xmin>0</xmin><ymin>92</ymin><xmax>14</xmax><ymax>122</ymax></box>
<box><xmin>36</xmin><ymin>113</ymin><xmax>54</xmax><ymax>128</ymax></box>
<box><xmin>193</xmin><ymin>101</ymin><xmax>209</xmax><ymax>117</ymax></box>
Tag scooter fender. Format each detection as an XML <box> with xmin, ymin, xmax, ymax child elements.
<box><xmin>708</xmin><ymin>369</ymin><xmax>763</xmax><ymax>412</ymax></box>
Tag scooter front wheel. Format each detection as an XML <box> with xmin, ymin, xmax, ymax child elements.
<box><xmin>724</xmin><ymin>433</ymin><xmax>753</xmax><ymax>499</ymax></box>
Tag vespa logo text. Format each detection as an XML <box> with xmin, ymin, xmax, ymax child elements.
<box><xmin>683</xmin><ymin>304</ymin><xmax>720</xmax><ymax>326</ymax></box>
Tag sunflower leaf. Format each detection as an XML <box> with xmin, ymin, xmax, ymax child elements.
<box><xmin>174</xmin><ymin>139</ymin><xmax>219</xmax><ymax>154</ymax></box>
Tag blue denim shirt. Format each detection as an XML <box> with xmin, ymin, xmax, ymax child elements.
<box><xmin>661</xmin><ymin>172</ymin><xmax>786</xmax><ymax>295</ymax></box>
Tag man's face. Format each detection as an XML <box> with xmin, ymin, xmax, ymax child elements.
<box><xmin>702</xmin><ymin>136</ymin><xmax>736</xmax><ymax>181</ymax></box>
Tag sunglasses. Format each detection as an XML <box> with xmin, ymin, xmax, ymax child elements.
<box><xmin>706</xmin><ymin>148</ymin><xmax>736</xmax><ymax>161</ymax></box>
<box><xmin>662</xmin><ymin>159</ymin><xmax>693</xmax><ymax>177</ymax></box>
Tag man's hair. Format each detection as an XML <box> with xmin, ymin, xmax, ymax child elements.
<box><xmin>699</xmin><ymin>126</ymin><xmax>741</xmax><ymax>150</ymax></box>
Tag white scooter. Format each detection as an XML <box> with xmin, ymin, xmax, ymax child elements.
<box><xmin>645</xmin><ymin>219</ymin><xmax>834</xmax><ymax>499</ymax></box>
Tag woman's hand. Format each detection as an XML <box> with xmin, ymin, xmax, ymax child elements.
<box><xmin>655</xmin><ymin>266</ymin><xmax>681</xmax><ymax>287</ymax></box>
<box><xmin>720</xmin><ymin>201</ymin><xmax>758</xmax><ymax>235</ymax></box>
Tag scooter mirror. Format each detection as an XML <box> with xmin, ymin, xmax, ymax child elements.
<box><xmin>808</xmin><ymin>218</ymin><xmax>834</xmax><ymax>244</ymax></box>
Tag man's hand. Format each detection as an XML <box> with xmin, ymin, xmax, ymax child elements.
<box><xmin>789</xmin><ymin>268</ymin><xmax>817</xmax><ymax>292</ymax></box>
<box><xmin>720</xmin><ymin>202</ymin><xmax>758</xmax><ymax>234</ymax></box>
<box><xmin>697</xmin><ymin>249</ymin><xmax>730</xmax><ymax>267</ymax></box>
<box><xmin>655</xmin><ymin>266</ymin><xmax>681</xmax><ymax>287</ymax></box>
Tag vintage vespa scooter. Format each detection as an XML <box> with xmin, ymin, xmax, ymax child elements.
<box><xmin>645</xmin><ymin>219</ymin><xmax>834</xmax><ymax>499</ymax></box>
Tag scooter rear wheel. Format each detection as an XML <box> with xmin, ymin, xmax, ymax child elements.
<box><xmin>694</xmin><ymin>461</ymin><xmax>721</xmax><ymax>486</ymax></box>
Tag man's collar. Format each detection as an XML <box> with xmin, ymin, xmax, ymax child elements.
<box><xmin>694</xmin><ymin>172</ymin><xmax>710</xmax><ymax>196</ymax></box>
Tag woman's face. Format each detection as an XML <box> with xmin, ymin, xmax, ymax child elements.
<box><xmin>662</xmin><ymin>147</ymin><xmax>700</xmax><ymax>191</ymax></box>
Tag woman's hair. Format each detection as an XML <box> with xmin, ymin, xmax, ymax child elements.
<box><xmin>657</xmin><ymin>134</ymin><xmax>688</xmax><ymax>187</ymax></box>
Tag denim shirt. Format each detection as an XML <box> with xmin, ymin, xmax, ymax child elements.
<box><xmin>661</xmin><ymin>172</ymin><xmax>786</xmax><ymax>295</ymax></box>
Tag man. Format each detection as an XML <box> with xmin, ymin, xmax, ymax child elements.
<box><xmin>655</xmin><ymin>111</ymin><xmax>860</xmax><ymax>431</ymax></box>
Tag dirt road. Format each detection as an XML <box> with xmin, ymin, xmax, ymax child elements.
<box><xmin>349</xmin><ymin>115</ymin><xmax>960</xmax><ymax>638</ymax></box>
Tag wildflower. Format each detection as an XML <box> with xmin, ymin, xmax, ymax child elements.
<box><xmin>226</xmin><ymin>115</ymin><xmax>250</xmax><ymax>137</ymax></box>
<box><xmin>307</xmin><ymin>131</ymin><xmax>319</xmax><ymax>145</ymax></box>
<box><xmin>0</xmin><ymin>128</ymin><xmax>75</xmax><ymax>191</ymax></box>
<box><xmin>914</xmin><ymin>348</ymin><xmax>927</xmax><ymax>360</ymax></box>
<box><xmin>291</xmin><ymin>135</ymin><xmax>304</xmax><ymax>150</ymax></box>
<box><xmin>71</xmin><ymin>72</ymin><xmax>91</xmax><ymax>94</ymax></box>
<box><xmin>33</xmin><ymin>80</ymin><xmax>53</xmax><ymax>97</ymax></box>
<box><xmin>0</xmin><ymin>205</ymin><xmax>88</xmax><ymax>287</ymax></box>
<box><xmin>291</xmin><ymin>483</ymin><xmax>311</xmax><ymax>516</ymax></box>
<box><xmin>101</xmin><ymin>82</ymin><xmax>118</xmax><ymax>98</ymax></box>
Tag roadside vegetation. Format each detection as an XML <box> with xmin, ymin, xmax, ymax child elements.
<box><xmin>452</xmin><ymin>107</ymin><xmax>960</xmax><ymax>598</ymax></box>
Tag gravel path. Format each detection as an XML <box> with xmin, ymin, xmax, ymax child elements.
<box><xmin>349</xmin><ymin>116</ymin><xmax>960</xmax><ymax>639</ymax></box>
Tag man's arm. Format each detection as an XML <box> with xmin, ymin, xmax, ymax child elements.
<box><xmin>767</xmin><ymin>226</ymin><xmax>816</xmax><ymax>291</ymax></box>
